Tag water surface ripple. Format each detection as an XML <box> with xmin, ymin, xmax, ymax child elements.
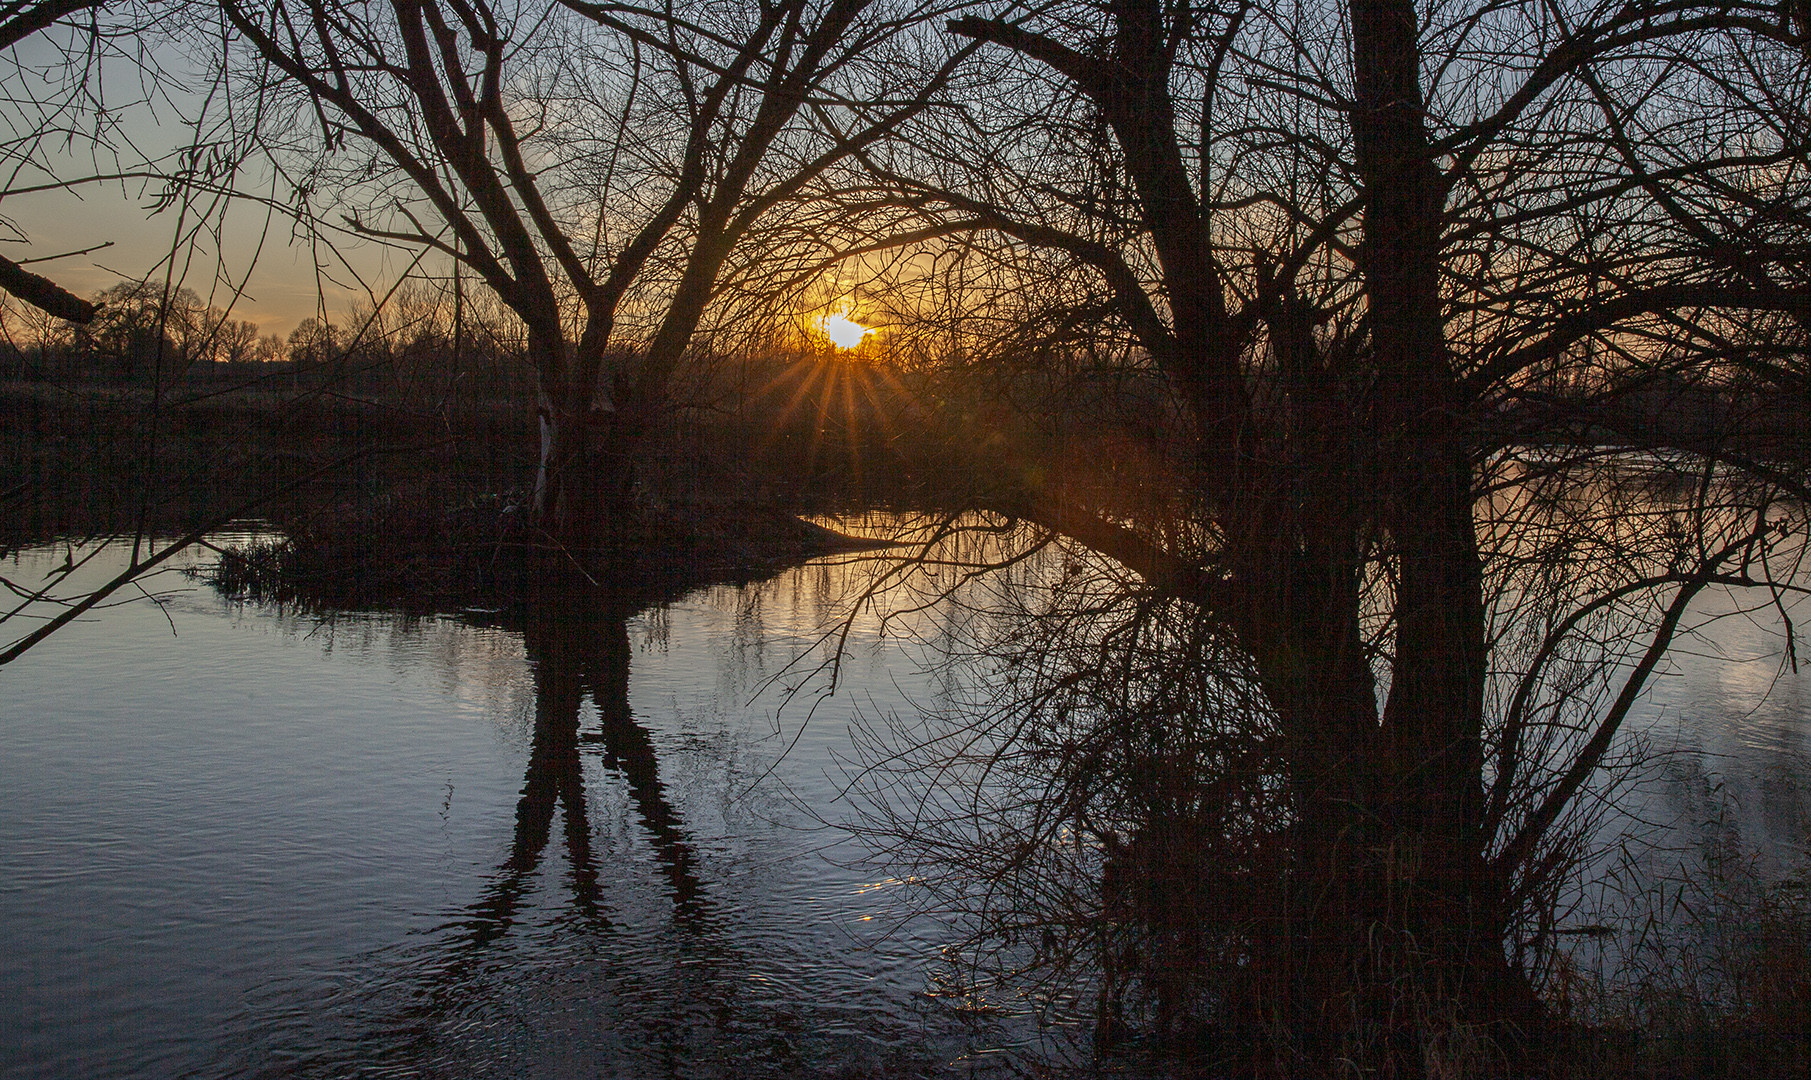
<box><xmin>2</xmin><ymin>526</ymin><xmax>1807</xmax><ymax>1077</ymax></box>
<box><xmin>0</xmin><ymin>533</ymin><xmax>1022</xmax><ymax>1079</ymax></box>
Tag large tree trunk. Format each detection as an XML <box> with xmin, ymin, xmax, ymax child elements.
<box><xmin>1226</xmin><ymin>516</ymin><xmax>1399</xmax><ymax>1059</ymax></box>
<box><xmin>1192</xmin><ymin>0</ymin><xmax>1540</xmax><ymax>1066</ymax></box>
<box><xmin>1289</xmin><ymin>0</ymin><xmax>1542</xmax><ymax>1065</ymax></box>
<box><xmin>1232</xmin><ymin>522</ymin><xmax>1533</xmax><ymax>1071</ymax></box>
<box><xmin>530</xmin><ymin>367</ymin><xmax>639</xmax><ymax>545</ymax></box>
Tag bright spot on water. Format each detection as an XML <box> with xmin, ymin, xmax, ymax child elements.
<box><xmin>820</xmin><ymin>312</ymin><xmax>872</xmax><ymax>350</ymax></box>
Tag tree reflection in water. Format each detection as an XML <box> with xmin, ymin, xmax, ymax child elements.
<box><xmin>351</xmin><ymin>569</ymin><xmax>735</xmax><ymax>1076</ymax></box>
<box><xmin>458</xmin><ymin>568</ymin><xmax>713</xmax><ymax>944</ymax></box>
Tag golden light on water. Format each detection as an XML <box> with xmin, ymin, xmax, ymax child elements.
<box><xmin>819</xmin><ymin>311</ymin><xmax>872</xmax><ymax>350</ymax></box>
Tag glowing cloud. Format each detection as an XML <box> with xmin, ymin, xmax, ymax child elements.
<box><xmin>819</xmin><ymin>311</ymin><xmax>872</xmax><ymax>350</ymax></box>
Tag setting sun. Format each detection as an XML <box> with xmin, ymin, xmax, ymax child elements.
<box><xmin>819</xmin><ymin>311</ymin><xmax>872</xmax><ymax>350</ymax></box>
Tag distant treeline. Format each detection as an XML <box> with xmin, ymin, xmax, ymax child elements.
<box><xmin>0</xmin><ymin>279</ymin><xmax>539</xmax><ymax>403</ymax></box>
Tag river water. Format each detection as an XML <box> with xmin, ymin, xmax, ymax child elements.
<box><xmin>0</xmin><ymin>524</ymin><xmax>1058</xmax><ymax>1079</ymax></box>
<box><xmin>1</xmin><ymin>521</ymin><xmax>1806</xmax><ymax>1077</ymax></box>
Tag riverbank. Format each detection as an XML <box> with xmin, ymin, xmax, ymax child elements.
<box><xmin>0</xmin><ymin>370</ymin><xmax>950</xmax><ymax>571</ymax></box>
<box><xmin>203</xmin><ymin>489</ymin><xmax>906</xmax><ymax>614</ymax></box>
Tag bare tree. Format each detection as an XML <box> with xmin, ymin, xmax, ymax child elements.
<box><xmin>834</xmin><ymin>0</ymin><xmax>1811</xmax><ymax>1066</ymax></box>
<box><xmin>220</xmin><ymin>0</ymin><xmax>972</xmax><ymax>540</ymax></box>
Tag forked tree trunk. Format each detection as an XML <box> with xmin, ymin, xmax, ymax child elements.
<box><xmin>1248</xmin><ymin>0</ymin><xmax>1542</xmax><ymax>1062</ymax></box>
<box><xmin>531</xmin><ymin>375</ymin><xmax>639</xmax><ymax>545</ymax></box>
<box><xmin>1237</xmin><ymin>522</ymin><xmax>1531</xmax><ymax>1071</ymax></box>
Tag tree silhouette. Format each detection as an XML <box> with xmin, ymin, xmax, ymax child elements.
<box><xmin>841</xmin><ymin>0</ymin><xmax>1811</xmax><ymax>1067</ymax></box>
<box><xmin>223</xmin><ymin>0</ymin><xmax>973</xmax><ymax>539</ymax></box>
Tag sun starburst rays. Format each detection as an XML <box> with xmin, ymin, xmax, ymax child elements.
<box><xmin>748</xmin><ymin>338</ymin><xmax>916</xmax><ymax>490</ymax></box>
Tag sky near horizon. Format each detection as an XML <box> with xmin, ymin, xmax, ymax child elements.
<box><xmin>8</xmin><ymin>184</ymin><xmax>392</xmax><ymax>338</ymax></box>
<box><xmin>0</xmin><ymin>18</ymin><xmax>875</xmax><ymax>348</ymax></box>
<box><xmin>1</xmin><ymin>28</ymin><xmax>409</xmax><ymax>339</ymax></box>
<box><xmin>6</xmin><ymin>154</ymin><xmax>418</xmax><ymax>340</ymax></box>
